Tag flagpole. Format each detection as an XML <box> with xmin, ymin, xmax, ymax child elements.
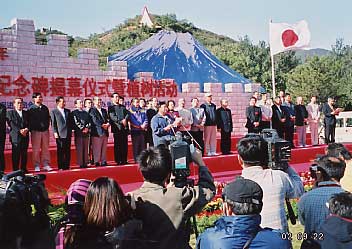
<box><xmin>271</xmin><ymin>52</ymin><xmax>276</xmax><ymax>97</ymax></box>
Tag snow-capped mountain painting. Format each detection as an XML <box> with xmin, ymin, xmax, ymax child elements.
<box><xmin>108</xmin><ymin>30</ymin><xmax>250</xmax><ymax>88</ymax></box>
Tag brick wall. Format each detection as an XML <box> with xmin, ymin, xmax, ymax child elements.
<box><xmin>0</xmin><ymin>18</ymin><xmax>261</xmax><ymax>150</ymax></box>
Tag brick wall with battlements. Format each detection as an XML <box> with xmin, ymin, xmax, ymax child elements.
<box><xmin>0</xmin><ymin>18</ymin><xmax>261</xmax><ymax>150</ymax></box>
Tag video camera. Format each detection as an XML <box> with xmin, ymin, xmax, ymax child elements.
<box><xmin>0</xmin><ymin>170</ymin><xmax>50</xmax><ymax>243</ymax></box>
<box><xmin>169</xmin><ymin>132</ymin><xmax>193</xmax><ymax>188</ymax></box>
<box><xmin>245</xmin><ymin>129</ymin><xmax>291</xmax><ymax>171</ymax></box>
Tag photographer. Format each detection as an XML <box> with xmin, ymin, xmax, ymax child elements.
<box><xmin>238</xmin><ymin>136</ymin><xmax>304</xmax><ymax>232</ymax></box>
<box><xmin>132</xmin><ymin>146</ymin><xmax>215</xmax><ymax>249</ymax></box>
<box><xmin>298</xmin><ymin>156</ymin><xmax>345</xmax><ymax>237</ymax></box>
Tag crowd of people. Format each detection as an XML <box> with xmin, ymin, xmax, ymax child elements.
<box><xmin>0</xmin><ymin>91</ymin><xmax>237</xmax><ymax>172</ymax></box>
<box><xmin>246</xmin><ymin>90</ymin><xmax>342</xmax><ymax>148</ymax></box>
<box><xmin>2</xmin><ymin>136</ymin><xmax>351</xmax><ymax>248</ymax></box>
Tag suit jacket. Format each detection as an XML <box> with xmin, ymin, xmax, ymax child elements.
<box><xmin>245</xmin><ymin>106</ymin><xmax>262</xmax><ymax>129</ymax></box>
<box><xmin>322</xmin><ymin>103</ymin><xmax>336</xmax><ymax>126</ymax></box>
<box><xmin>294</xmin><ymin>105</ymin><xmax>308</xmax><ymax>126</ymax></box>
<box><xmin>6</xmin><ymin>109</ymin><xmax>29</xmax><ymax>144</ymax></box>
<box><xmin>200</xmin><ymin>103</ymin><xmax>217</xmax><ymax>126</ymax></box>
<box><xmin>90</xmin><ymin>107</ymin><xmax>109</xmax><ymax>137</ymax></box>
<box><xmin>108</xmin><ymin>104</ymin><xmax>129</xmax><ymax>133</ymax></box>
<box><xmin>0</xmin><ymin>103</ymin><xmax>6</xmax><ymax>137</ymax></box>
<box><xmin>51</xmin><ymin>108</ymin><xmax>72</xmax><ymax>139</ymax></box>
<box><xmin>282</xmin><ymin>102</ymin><xmax>295</xmax><ymax>127</ymax></box>
<box><xmin>216</xmin><ymin>107</ymin><xmax>233</xmax><ymax>133</ymax></box>
<box><xmin>72</xmin><ymin>109</ymin><xmax>91</xmax><ymax>137</ymax></box>
<box><xmin>272</xmin><ymin>105</ymin><xmax>286</xmax><ymax>130</ymax></box>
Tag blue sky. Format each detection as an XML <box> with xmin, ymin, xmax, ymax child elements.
<box><xmin>2</xmin><ymin>0</ymin><xmax>351</xmax><ymax>49</ymax></box>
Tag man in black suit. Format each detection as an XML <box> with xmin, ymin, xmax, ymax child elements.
<box><xmin>216</xmin><ymin>99</ymin><xmax>233</xmax><ymax>155</ymax></box>
<box><xmin>50</xmin><ymin>96</ymin><xmax>72</xmax><ymax>170</ymax></box>
<box><xmin>72</xmin><ymin>99</ymin><xmax>91</xmax><ymax>168</ymax></box>
<box><xmin>282</xmin><ymin>93</ymin><xmax>296</xmax><ymax>148</ymax></box>
<box><xmin>322</xmin><ymin>97</ymin><xmax>340</xmax><ymax>144</ymax></box>
<box><xmin>245</xmin><ymin>97</ymin><xmax>262</xmax><ymax>133</ymax></box>
<box><xmin>6</xmin><ymin>98</ymin><xmax>29</xmax><ymax>172</ymax></box>
<box><xmin>0</xmin><ymin>101</ymin><xmax>6</xmax><ymax>172</ymax></box>
<box><xmin>146</xmin><ymin>97</ymin><xmax>158</xmax><ymax>147</ymax></box>
<box><xmin>272</xmin><ymin>96</ymin><xmax>286</xmax><ymax>138</ymax></box>
<box><xmin>90</xmin><ymin>96</ymin><xmax>110</xmax><ymax>166</ymax></box>
<box><xmin>108</xmin><ymin>94</ymin><xmax>129</xmax><ymax>165</ymax></box>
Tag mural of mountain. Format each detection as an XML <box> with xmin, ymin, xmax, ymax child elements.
<box><xmin>108</xmin><ymin>30</ymin><xmax>250</xmax><ymax>87</ymax></box>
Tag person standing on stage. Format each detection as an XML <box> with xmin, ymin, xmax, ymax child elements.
<box><xmin>272</xmin><ymin>96</ymin><xmax>286</xmax><ymax>139</ymax></box>
<box><xmin>201</xmin><ymin>93</ymin><xmax>217</xmax><ymax>156</ymax></box>
<box><xmin>129</xmin><ymin>98</ymin><xmax>148</xmax><ymax>161</ymax></box>
<box><xmin>166</xmin><ymin>100</ymin><xmax>180</xmax><ymax>124</ymax></box>
<box><xmin>306</xmin><ymin>96</ymin><xmax>320</xmax><ymax>146</ymax></box>
<box><xmin>216</xmin><ymin>99</ymin><xmax>233</xmax><ymax>155</ymax></box>
<box><xmin>151</xmin><ymin>101</ymin><xmax>177</xmax><ymax>146</ymax></box>
<box><xmin>28</xmin><ymin>92</ymin><xmax>52</xmax><ymax>172</ymax></box>
<box><xmin>51</xmin><ymin>96</ymin><xmax>72</xmax><ymax>170</ymax></box>
<box><xmin>84</xmin><ymin>98</ymin><xmax>94</xmax><ymax>165</ymax></box>
<box><xmin>258</xmin><ymin>93</ymin><xmax>272</xmax><ymax>129</ymax></box>
<box><xmin>282</xmin><ymin>93</ymin><xmax>296</xmax><ymax>148</ymax></box>
<box><xmin>146</xmin><ymin>97</ymin><xmax>158</xmax><ymax>147</ymax></box>
<box><xmin>90</xmin><ymin>97</ymin><xmax>110</xmax><ymax>166</ymax></box>
<box><xmin>0</xmin><ymin>100</ymin><xmax>6</xmax><ymax>173</ymax></box>
<box><xmin>6</xmin><ymin>98</ymin><xmax>29</xmax><ymax>172</ymax></box>
<box><xmin>245</xmin><ymin>97</ymin><xmax>262</xmax><ymax>134</ymax></box>
<box><xmin>295</xmin><ymin>97</ymin><xmax>308</xmax><ymax>147</ymax></box>
<box><xmin>176</xmin><ymin>98</ymin><xmax>193</xmax><ymax>137</ymax></box>
<box><xmin>322</xmin><ymin>97</ymin><xmax>341</xmax><ymax>144</ymax></box>
<box><xmin>72</xmin><ymin>99</ymin><xmax>91</xmax><ymax>168</ymax></box>
<box><xmin>190</xmin><ymin>97</ymin><xmax>205</xmax><ymax>155</ymax></box>
<box><xmin>108</xmin><ymin>94</ymin><xmax>129</xmax><ymax>165</ymax></box>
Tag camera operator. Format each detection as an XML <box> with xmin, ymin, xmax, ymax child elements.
<box><xmin>298</xmin><ymin>156</ymin><xmax>346</xmax><ymax>239</ymax></box>
<box><xmin>238</xmin><ymin>136</ymin><xmax>304</xmax><ymax>232</ymax></box>
<box><xmin>132</xmin><ymin>146</ymin><xmax>215</xmax><ymax>249</ymax></box>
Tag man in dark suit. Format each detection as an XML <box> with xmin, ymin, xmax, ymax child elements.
<box><xmin>282</xmin><ymin>93</ymin><xmax>296</xmax><ymax>148</ymax></box>
<box><xmin>216</xmin><ymin>99</ymin><xmax>233</xmax><ymax>155</ymax></box>
<box><xmin>245</xmin><ymin>97</ymin><xmax>262</xmax><ymax>133</ymax></box>
<box><xmin>0</xmin><ymin>101</ymin><xmax>6</xmax><ymax>172</ymax></box>
<box><xmin>146</xmin><ymin>97</ymin><xmax>158</xmax><ymax>147</ymax></box>
<box><xmin>72</xmin><ymin>99</ymin><xmax>91</xmax><ymax>168</ymax></box>
<box><xmin>50</xmin><ymin>96</ymin><xmax>72</xmax><ymax>170</ymax></box>
<box><xmin>272</xmin><ymin>96</ymin><xmax>286</xmax><ymax>139</ymax></box>
<box><xmin>90</xmin><ymin>96</ymin><xmax>110</xmax><ymax>166</ymax></box>
<box><xmin>322</xmin><ymin>97</ymin><xmax>340</xmax><ymax>144</ymax></box>
<box><xmin>6</xmin><ymin>98</ymin><xmax>29</xmax><ymax>172</ymax></box>
<box><xmin>108</xmin><ymin>94</ymin><xmax>129</xmax><ymax>165</ymax></box>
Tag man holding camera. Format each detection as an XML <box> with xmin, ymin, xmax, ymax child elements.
<box><xmin>132</xmin><ymin>146</ymin><xmax>215</xmax><ymax>249</ymax></box>
<box><xmin>197</xmin><ymin>177</ymin><xmax>290</xmax><ymax>249</ymax></box>
<box><xmin>298</xmin><ymin>156</ymin><xmax>346</xmax><ymax>237</ymax></box>
<box><xmin>238</xmin><ymin>136</ymin><xmax>304</xmax><ymax>232</ymax></box>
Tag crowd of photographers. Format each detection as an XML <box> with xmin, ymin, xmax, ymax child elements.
<box><xmin>1</xmin><ymin>133</ymin><xmax>351</xmax><ymax>248</ymax></box>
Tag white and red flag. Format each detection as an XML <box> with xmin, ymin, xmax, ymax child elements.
<box><xmin>269</xmin><ymin>20</ymin><xmax>311</xmax><ymax>56</ymax></box>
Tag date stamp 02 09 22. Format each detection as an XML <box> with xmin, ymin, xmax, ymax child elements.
<box><xmin>281</xmin><ymin>232</ymin><xmax>324</xmax><ymax>241</ymax></box>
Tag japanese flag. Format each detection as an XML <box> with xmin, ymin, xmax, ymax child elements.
<box><xmin>269</xmin><ymin>20</ymin><xmax>311</xmax><ymax>56</ymax></box>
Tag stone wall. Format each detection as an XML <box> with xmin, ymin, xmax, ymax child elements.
<box><xmin>0</xmin><ymin>18</ymin><xmax>261</xmax><ymax>150</ymax></box>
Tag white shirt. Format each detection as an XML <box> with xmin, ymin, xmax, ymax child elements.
<box><xmin>57</xmin><ymin>107</ymin><xmax>66</xmax><ymax>121</ymax></box>
<box><xmin>16</xmin><ymin>109</ymin><xmax>23</xmax><ymax>118</ymax></box>
<box><xmin>97</xmin><ymin>108</ymin><xmax>103</xmax><ymax>118</ymax></box>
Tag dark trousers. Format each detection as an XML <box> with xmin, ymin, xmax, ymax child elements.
<box><xmin>11</xmin><ymin>139</ymin><xmax>29</xmax><ymax>171</ymax></box>
<box><xmin>260</xmin><ymin>121</ymin><xmax>271</xmax><ymax>130</ymax></box>
<box><xmin>0</xmin><ymin>134</ymin><xmax>5</xmax><ymax>172</ymax></box>
<box><xmin>131</xmin><ymin>132</ymin><xmax>146</xmax><ymax>161</ymax></box>
<box><xmin>56</xmin><ymin>137</ymin><xmax>71</xmax><ymax>170</ymax></box>
<box><xmin>247</xmin><ymin>127</ymin><xmax>261</xmax><ymax>134</ymax></box>
<box><xmin>325</xmin><ymin>123</ymin><xmax>336</xmax><ymax>144</ymax></box>
<box><xmin>220</xmin><ymin>130</ymin><xmax>231</xmax><ymax>154</ymax></box>
<box><xmin>190</xmin><ymin>130</ymin><xmax>204</xmax><ymax>155</ymax></box>
<box><xmin>284</xmin><ymin>125</ymin><xmax>295</xmax><ymax>147</ymax></box>
<box><xmin>145</xmin><ymin>128</ymin><xmax>154</xmax><ymax>147</ymax></box>
<box><xmin>114</xmin><ymin>131</ymin><xmax>128</xmax><ymax>165</ymax></box>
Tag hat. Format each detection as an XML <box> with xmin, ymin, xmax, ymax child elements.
<box><xmin>66</xmin><ymin>179</ymin><xmax>92</xmax><ymax>205</ymax></box>
<box><xmin>204</xmin><ymin>93</ymin><xmax>212</xmax><ymax>97</ymax></box>
<box><xmin>223</xmin><ymin>177</ymin><xmax>263</xmax><ymax>205</ymax></box>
